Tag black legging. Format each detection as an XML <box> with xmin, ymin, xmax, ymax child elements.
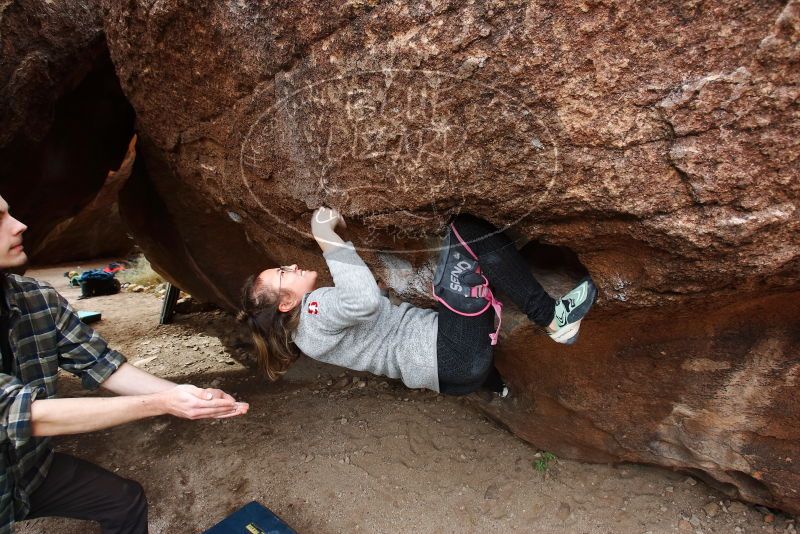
<box><xmin>437</xmin><ymin>215</ymin><xmax>556</xmax><ymax>395</ymax></box>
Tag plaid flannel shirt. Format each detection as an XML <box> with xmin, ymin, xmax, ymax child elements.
<box><xmin>0</xmin><ymin>274</ymin><xmax>125</xmax><ymax>532</ymax></box>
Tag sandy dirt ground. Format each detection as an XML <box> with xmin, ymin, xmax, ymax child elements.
<box><xmin>16</xmin><ymin>262</ymin><xmax>798</xmax><ymax>534</ymax></box>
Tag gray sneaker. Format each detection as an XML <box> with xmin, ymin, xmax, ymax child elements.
<box><xmin>548</xmin><ymin>277</ymin><xmax>597</xmax><ymax>345</ymax></box>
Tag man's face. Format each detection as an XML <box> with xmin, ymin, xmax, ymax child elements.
<box><xmin>0</xmin><ymin>196</ymin><xmax>28</xmax><ymax>269</ymax></box>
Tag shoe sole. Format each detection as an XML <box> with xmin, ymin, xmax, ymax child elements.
<box><xmin>549</xmin><ymin>319</ymin><xmax>581</xmax><ymax>344</ymax></box>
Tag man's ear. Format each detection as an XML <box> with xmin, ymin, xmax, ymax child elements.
<box><xmin>278</xmin><ymin>295</ymin><xmax>298</xmax><ymax>313</ymax></box>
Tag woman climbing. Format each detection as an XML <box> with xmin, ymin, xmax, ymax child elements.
<box><xmin>238</xmin><ymin>207</ymin><xmax>596</xmax><ymax>396</ymax></box>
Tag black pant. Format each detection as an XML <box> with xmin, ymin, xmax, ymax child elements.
<box><xmin>25</xmin><ymin>453</ymin><xmax>148</xmax><ymax>533</ymax></box>
<box><xmin>437</xmin><ymin>215</ymin><xmax>556</xmax><ymax>395</ymax></box>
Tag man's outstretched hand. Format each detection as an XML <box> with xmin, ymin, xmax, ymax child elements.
<box><xmin>30</xmin><ymin>384</ymin><xmax>249</xmax><ymax>437</ymax></box>
<box><xmin>158</xmin><ymin>384</ymin><xmax>249</xmax><ymax>420</ymax></box>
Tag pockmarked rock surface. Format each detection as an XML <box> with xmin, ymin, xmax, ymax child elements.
<box><xmin>103</xmin><ymin>0</ymin><xmax>799</xmax><ymax>308</ymax></box>
<box><xmin>7</xmin><ymin>0</ymin><xmax>798</xmax><ymax>514</ymax></box>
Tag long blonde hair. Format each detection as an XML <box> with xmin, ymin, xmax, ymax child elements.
<box><xmin>237</xmin><ymin>274</ymin><xmax>301</xmax><ymax>381</ymax></box>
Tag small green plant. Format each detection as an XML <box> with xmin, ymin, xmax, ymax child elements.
<box><xmin>533</xmin><ymin>452</ymin><xmax>557</xmax><ymax>472</ymax></box>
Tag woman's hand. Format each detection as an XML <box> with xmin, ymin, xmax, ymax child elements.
<box><xmin>311</xmin><ymin>207</ymin><xmax>347</xmax><ymax>253</ymax></box>
<box><xmin>312</xmin><ymin>207</ymin><xmax>346</xmax><ymax>231</ymax></box>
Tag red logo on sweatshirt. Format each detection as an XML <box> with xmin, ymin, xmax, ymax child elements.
<box><xmin>307</xmin><ymin>301</ymin><xmax>319</xmax><ymax>315</ymax></box>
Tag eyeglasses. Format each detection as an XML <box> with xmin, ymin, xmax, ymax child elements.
<box><xmin>277</xmin><ymin>265</ymin><xmax>296</xmax><ymax>293</ymax></box>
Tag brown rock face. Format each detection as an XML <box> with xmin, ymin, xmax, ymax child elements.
<box><xmin>483</xmin><ymin>293</ymin><xmax>800</xmax><ymax>514</ymax></box>
<box><xmin>28</xmin><ymin>136</ymin><xmax>137</xmax><ymax>263</ymax></box>
<box><xmin>44</xmin><ymin>0</ymin><xmax>800</xmax><ymax>513</ymax></box>
<box><xmin>0</xmin><ymin>0</ymin><xmax>135</xmax><ymax>262</ymax></box>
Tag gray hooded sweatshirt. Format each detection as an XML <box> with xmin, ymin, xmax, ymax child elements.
<box><xmin>292</xmin><ymin>242</ymin><xmax>440</xmax><ymax>392</ymax></box>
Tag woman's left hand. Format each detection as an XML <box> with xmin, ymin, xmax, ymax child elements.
<box><xmin>311</xmin><ymin>207</ymin><xmax>348</xmax><ymax>253</ymax></box>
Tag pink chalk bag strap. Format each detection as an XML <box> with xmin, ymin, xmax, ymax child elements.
<box><xmin>431</xmin><ymin>223</ymin><xmax>503</xmax><ymax>345</ymax></box>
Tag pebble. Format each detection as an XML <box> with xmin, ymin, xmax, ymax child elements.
<box><xmin>764</xmin><ymin>514</ymin><xmax>775</xmax><ymax>524</ymax></box>
<box><xmin>556</xmin><ymin>502</ymin><xmax>571</xmax><ymax>521</ymax></box>
<box><xmin>685</xmin><ymin>477</ymin><xmax>698</xmax><ymax>486</ymax></box>
<box><xmin>689</xmin><ymin>514</ymin><xmax>701</xmax><ymax>527</ymax></box>
<box><xmin>333</xmin><ymin>377</ymin><xmax>349</xmax><ymax>389</ymax></box>
<box><xmin>679</xmin><ymin>520</ymin><xmax>693</xmax><ymax>531</ymax></box>
<box><xmin>729</xmin><ymin>501</ymin><xmax>749</xmax><ymax>514</ymax></box>
<box><xmin>703</xmin><ymin>502</ymin><xmax>720</xmax><ymax>518</ymax></box>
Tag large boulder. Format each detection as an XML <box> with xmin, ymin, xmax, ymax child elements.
<box><xmin>0</xmin><ymin>0</ymin><xmax>135</xmax><ymax>261</ymax></box>
<box><xmin>100</xmin><ymin>0</ymin><xmax>799</xmax><ymax>513</ymax></box>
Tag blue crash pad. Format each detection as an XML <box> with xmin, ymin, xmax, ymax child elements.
<box><xmin>77</xmin><ymin>310</ymin><xmax>102</xmax><ymax>324</ymax></box>
<box><xmin>204</xmin><ymin>501</ymin><xmax>296</xmax><ymax>534</ymax></box>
